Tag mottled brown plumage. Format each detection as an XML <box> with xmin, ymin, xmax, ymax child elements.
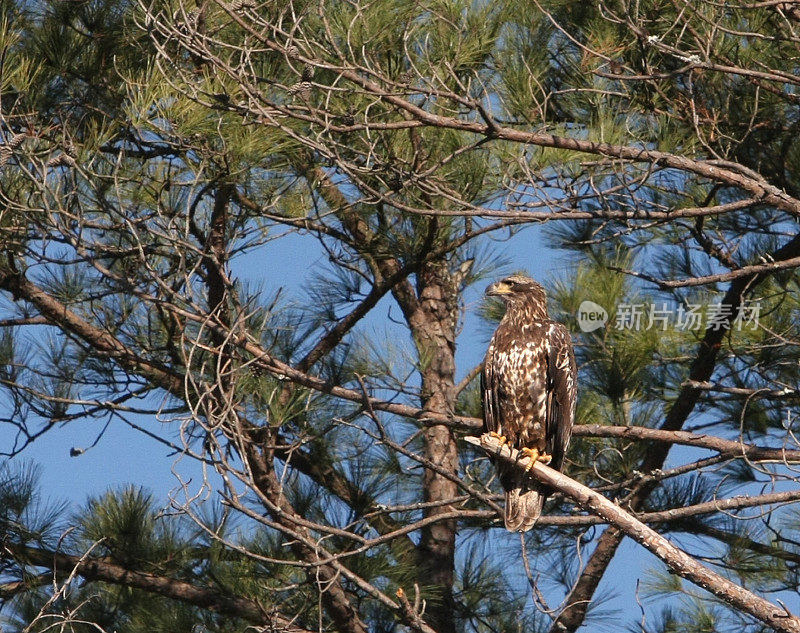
<box><xmin>481</xmin><ymin>275</ymin><xmax>577</xmax><ymax>532</ymax></box>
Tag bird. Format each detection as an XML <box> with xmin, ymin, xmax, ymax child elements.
<box><xmin>481</xmin><ymin>274</ymin><xmax>577</xmax><ymax>532</ymax></box>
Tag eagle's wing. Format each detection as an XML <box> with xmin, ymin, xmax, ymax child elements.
<box><xmin>480</xmin><ymin>344</ymin><xmax>501</xmax><ymax>435</ymax></box>
<box><xmin>544</xmin><ymin>323</ymin><xmax>577</xmax><ymax>472</ymax></box>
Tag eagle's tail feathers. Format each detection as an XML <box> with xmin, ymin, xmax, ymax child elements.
<box><xmin>504</xmin><ymin>487</ymin><xmax>545</xmax><ymax>532</ymax></box>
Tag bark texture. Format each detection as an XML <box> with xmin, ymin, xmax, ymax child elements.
<box><xmin>392</xmin><ymin>258</ymin><xmax>461</xmax><ymax>633</ymax></box>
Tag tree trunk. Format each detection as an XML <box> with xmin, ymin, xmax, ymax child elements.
<box><xmin>394</xmin><ymin>259</ymin><xmax>460</xmax><ymax>633</ymax></box>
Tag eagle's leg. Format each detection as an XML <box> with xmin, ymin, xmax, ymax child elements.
<box><xmin>488</xmin><ymin>431</ymin><xmax>508</xmax><ymax>446</ymax></box>
<box><xmin>520</xmin><ymin>447</ymin><xmax>552</xmax><ymax>471</ymax></box>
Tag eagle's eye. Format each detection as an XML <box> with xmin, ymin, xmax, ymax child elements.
<box><xmin>505</xmin><ymin>276</ymin><xmax>533</xmax><ymax>291</ymax></box>
<box><xmin>486</xmin><ymin>275</ymin><xmax>540</xmax><ymax>298</ymax></box>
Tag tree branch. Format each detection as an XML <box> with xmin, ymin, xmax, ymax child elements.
<box><xmin>465</xmin><ymin>434</ymin><xmax>800</xmax><ymax>633</ymax></box>
<box><xmin>0</xmin><ymin>270</ymin><xmax>184</xmax><ymax>396</ymax></box>
<box><xmin>552</xmin><ymin>229</ymin><xmax>800</xmax><ymax>631</ymax></box>
<box><xmin>571</xmin><ymin>425</ymin><xmax>800</xmax><ymax>462</ymax></box>
<box><xmin>5</xmin><ymin>542</ymin><xmax>310</xmax><ymax>631</ymax></box>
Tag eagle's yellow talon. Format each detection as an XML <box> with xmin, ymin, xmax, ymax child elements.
<box><xmin>488</xmin><ymin>431</ymin><xmax>507</xmax><ymax>445</ymax></box>
<box><xmin>520</xmin><ymin>447</ymin><xmax>539</xmax><ymax>471</ymax></box>
<box><xmin>520</xmin><ymin>448</ymin><xmax>552</xmax><ymax>470</ymax></box>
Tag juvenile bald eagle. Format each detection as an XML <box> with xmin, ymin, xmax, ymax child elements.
<box><xmin>481</xmin><ymin>275</ymin><xmax>577</xmax><ymax>532</ymax></box>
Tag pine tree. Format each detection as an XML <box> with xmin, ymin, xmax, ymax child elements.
<box><xmin>2</xmin><ymin>1</ymin><xmax>800</xmax><ymax>633</ymax></box>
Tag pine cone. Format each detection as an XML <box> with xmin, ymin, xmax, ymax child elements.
<box><xmin>397</xmin><ymin>70</ymin><xmax>415</xmax><ymax>85</ymax></box>
<box><xmin>174</xmin><ymin>8</ymin><xmax>200</xmax><ymax>34</ymax></box>
<box><xmin>285</xmin><ymin>45</ymin><xmax>301</xmax><ymax>60</ymax></box>
<box><xmin>186</xmin><ymin>8</ymin><xmax>201</xmax><ymax>26</ymax></box>
<box><xmin>7</xmin><ymin>133</ymin><xmax>27</xmax><ymax>150</ymax></box>
<box><xmin>779</xmin><ymin>2</ymin><xmax>800</xmax><ymax>21</ymax></box>
<box><xmin>386</xmin><ymin>174</ymin><xmax>403</xmax><ymax>192</ymax></box>
<box><xmin>250</xmin><ymin>364</ymin><xmax>265</xmax><ymax>377</ymax></box>
<box><xmin>288</xmin><ymin>81</ymin><xmax>312</xmax><ymax>100</ymax></box>
<box><xmin>301</xmin><ymin>64</ymin><xmax>315</xmax><ymax>81</ymax></box>
<box><xmin>47</xmin><ymin>153</ymin><xmax>77</xmax><ymax>168</ymax></box>
<box><xmin>0</xmin><ymin>133</ymin><xmax>26</xmax><ymax>167</ymax></box>
<box><xmin>230</xmin><ymin>0</ymin><xmax>256</xmax><ymax>11</ymax></box>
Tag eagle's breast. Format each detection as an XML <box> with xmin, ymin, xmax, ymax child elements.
<box><xmin>490</xmin><ymin>324</ymin><xmax>549</xmax><ymax>448</ymax></box>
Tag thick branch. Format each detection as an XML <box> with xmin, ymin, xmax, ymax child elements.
<box><xmin>7</xmin><ymin>543</ymin><xmax>308</xmax><ymax>630</ymax></box>
<box><xmin>615</xmin><ymin>254</ymin><xmax>800</xmax><ymax>288</ymax></box>
<box><xmin>534</xmin><ymin>489</ymin><xmax>800</xmax><ymax>527</ymax></box>
<box><xmin>0</xmin><ymin>572</ymin><xmax>51</xmax><ymax>599</ymax></box>
<box><xmin>0</xmin><ymin>270</ymin><xmax>183</xmax><ymax>395</ymax></box>
<box><xmin>209</xmin><ymin>12</ymin><xmax>800</xmax><ymax>218</ymax></box>
<box><xmin>466</xmin><ymin>434</ymin><xmax>800</xmax><ymax>633</ymax></box>
<box><xmin>553</xmin><ymin>229</ymin><xmax>800</xmax><ymax>632</ymax></box>
<box><xmin>683</xmin><ymin>380</ymin><xmax>800</xmax><ymax>399</ymax></box>
<box><xmin>571</xmin><ymin>425</ymin><xmax>800</xmax><ymax>462</ymax></box>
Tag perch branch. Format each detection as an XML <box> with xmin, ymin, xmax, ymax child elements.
<box><xmin>464</xmin><ymin>433</ymin><xmax>800</xmax><ymax>633</ymax></box>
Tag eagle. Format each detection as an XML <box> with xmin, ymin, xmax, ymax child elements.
<box><xmin>481</xmin><ymin>274</ymin><xmax>577</xmax><ymax>532</ymax></box>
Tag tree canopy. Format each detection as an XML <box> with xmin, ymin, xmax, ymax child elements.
<box><xmin>2</xmin><ymin>0</ymin><xmax>800</xmax><ymax>632</ymax></box>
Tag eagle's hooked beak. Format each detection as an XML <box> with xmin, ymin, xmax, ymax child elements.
<box><xmin>486</xmin><ymin>281</ymin><xmax>512</xmax><ymax>296</ymax></box>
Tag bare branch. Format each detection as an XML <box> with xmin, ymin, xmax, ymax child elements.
<box><xmin>466</xmin><ymin>434</ymin><xmax>800</xmax><ymax>633</ymax></box>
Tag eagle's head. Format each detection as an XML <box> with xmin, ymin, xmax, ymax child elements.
<box><xmin>486</xmin><ymin>274</ymin><xmax>548</xmax><ymax>319</ymax></box>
